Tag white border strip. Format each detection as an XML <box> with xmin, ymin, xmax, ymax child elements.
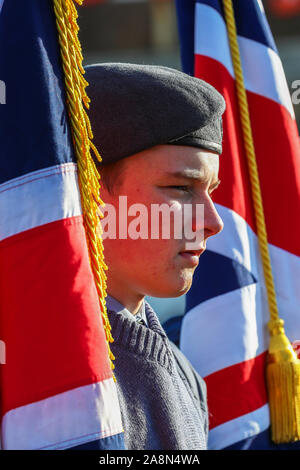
<box><xmin>2</xmin><ymin>378</ymin><xmax>123</xmax><ymax>450</ymax></box>
<box><xmin>0</xmin><ymin>163</ymin><xmax>82</xmax><ymax>241</ymax></box>
<box><xmin>208</xmin><ymin>404</ymin><xmax>270</xmax><ymax>449</ymax></box>
<box><xmin>195</xmin><ymin>3</ymin><xmax>295</xmax><ymax>118</ymax></box>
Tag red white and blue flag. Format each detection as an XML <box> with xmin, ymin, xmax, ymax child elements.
<box><xmin>175</xmin><ymin>0</ymin><xmax>300</xmax><ymax>449</ymax></box>
<box><xmin>0</xmin><ymin>0</ymin><xmax>124</xmax><ymax>450</ymax></box>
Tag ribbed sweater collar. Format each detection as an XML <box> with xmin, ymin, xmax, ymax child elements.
<box><xmin>107</xmin><ymin>301</ymin><xmax>174</xmax><ymax>374</ymax></box>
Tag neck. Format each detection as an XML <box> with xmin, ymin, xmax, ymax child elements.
<box><xmin>107</xmin><ymin>287</ymin><xmax>145</xmax><ymax>315</ymax></box>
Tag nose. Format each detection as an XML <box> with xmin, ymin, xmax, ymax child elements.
<box><xmin>191</xmin><ymin>196</ymin><xmax>224</xmax><ymax>240</ymax></box>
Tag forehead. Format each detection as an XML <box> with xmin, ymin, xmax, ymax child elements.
<box><xmin>129</xmin><ymin>145</ymin><xmax>220</xmax><ymax>178</ymax></box>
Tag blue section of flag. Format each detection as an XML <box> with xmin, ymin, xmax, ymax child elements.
<box><xmin>175</xmin><ymin>0</ymin><xmax>196</xmax><ymax>76</ymax></box>
<box><xmin>0</xmin><ymin>0</ymin><xmax>74</xmax><ymax>184</ymax></box>
<box><xmin>185</xmin><ymin>250</ymin><xmax>257</xmax><ymax>311</ymax></box>
<box><xmin>69</xmin><ymin>433</ymin><xmax>125</xmax><ymax>450</ymax></box>
<box><xmin>197</xmin><ymin>0</ymin><xmax>223</xmax><ymax>15</ymax></box>
<box><xmin>224</xmin><ymin>428</ymin><xmax>300</xmax><ymax>450</ymax></box>
<box><xmin>162</xmin><ymin>316</ymin><xmax>184</xmax><ymax>347</ymax></box>
<box><xmin>195</xmin><ymin>0</ymin><xmax>277</xmax><ymax>52</ymax></box>
<box><xmin>231</xmin><ymin>0</ymin><xmax>277</xmax><ymax>52</ymax></box>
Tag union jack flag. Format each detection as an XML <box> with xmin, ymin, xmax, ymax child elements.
<box><xmin>0</xmin><ymin>0</ymin><xmax>124</xmax><ymax>450</ymax></box>
<box><xmin>175</xmin><ymin>0</ymin><xmax>300</xmax><ymax>450</ymax></box>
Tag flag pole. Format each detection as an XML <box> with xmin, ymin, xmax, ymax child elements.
<box><xmin>53</xmin><ymin>0</ymin><xmax>115</xmax><ymax>371</ymax></box>
<box><xmin>222</xmin><ymin>0</ymin><xmax>300</xmax><ymax>443</ymax></box>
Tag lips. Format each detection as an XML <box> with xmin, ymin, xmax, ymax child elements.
<box><xmin>178</xmin><ymin>249</ymin><xmax>205</xmax><ymax>266</ymax></box>
<box><xmin>179</xmin><ymin>249</ymin><xmax>205</xmax><ymax>257</ymax></box>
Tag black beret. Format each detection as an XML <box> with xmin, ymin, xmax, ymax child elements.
<box><xmin>84</xmin><ymin>63</ymin><xmax>225</xmax><ymax>164</ymax></box>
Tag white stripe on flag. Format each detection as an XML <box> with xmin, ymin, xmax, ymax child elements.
<box><xmin>181</xmin><ymin>284</ymin><xmax>268</xmax><ymax>377</ymax></box>
<box><xmin>2</xmin><ymin>378</ymin><xmax>123</xmax><ymax>450</ymax></box>
<box><xmin>0</xmin><ymin>163</ymin><xmax>82</xmax><ymax>241</ymax></box>
<box><xmin>208</xmin><ymin>404</ymin><xmax>270</xmax><ymax>449</ymax></box>
<box><xmin>181</xmin><ymin>204</ymin><xmax>300</xmax><ymax>377</ymax></box>
<box><xmin>195</xmin><ymin>3</ymin><xmax>295</xmax><ymax>118</ymax></box>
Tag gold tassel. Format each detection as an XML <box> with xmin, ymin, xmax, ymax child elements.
<box><xmin>266</xmin><ymin>319</ymin><xmax>300</xmax><ymax>443</ymax></box>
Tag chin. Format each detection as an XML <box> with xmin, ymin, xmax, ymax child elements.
<box><xmin>174</xmin><ymin>271</ymin><xmax>194</xmax><ymax>295</ymax></box>
<box><xmin>173</xmin><ymin>283</ymin><xmax>193</xmax><ymax>297</ymax></box>
<box><xmin>147</xmin><ymin>279</ymin><xmax>193</xmax><ymax>298</ymax></box>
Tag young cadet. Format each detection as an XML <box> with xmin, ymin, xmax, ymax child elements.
<box><xmin>84</xmin><ymin>63</ymin><xmax>225</xmax><ymax>450</ymax></box>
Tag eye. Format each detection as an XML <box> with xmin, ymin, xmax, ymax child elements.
<box><xmin>165</xmin><ymin>185</ymin><xmax>190</xmax><ymax>193</ymax></box>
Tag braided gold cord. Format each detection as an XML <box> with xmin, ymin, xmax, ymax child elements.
<box><xmin>222</xmin><ymin>0</ymin><xmax>280</xmax><ymax>328</ymax></box>
<box><xmin>53</xmin><ymin>0</ymin><xmax>115</xmax><ymax>370</ymax></box>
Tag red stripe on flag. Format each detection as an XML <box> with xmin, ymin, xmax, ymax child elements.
<box><xmin>195</xmin><ymin>54</ymin><xmax>300</xmax><ymax>257</ymax></box>
<box><xmin>205</xmin><ymin>352</ymin><xmax>268</xmax><ymax>429</ymax></box>
<box><xmin>195</xmin><ymin>55</ymin><xmax>255</xmax><ymax>232</ymax></box>
<box><xmin>0</xmin><ymin>217</ymin><xmax>112</xmax><ymax>416</ymax></box>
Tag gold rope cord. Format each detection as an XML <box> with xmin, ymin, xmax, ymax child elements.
<box><xmin>222</xmin><ymin>0</ymin><xmax>300</xmax><ymax>443</ymax></box>
<box><xmin>53</xmin><ymin>0</ymin><xmax>115</xmax><ymax>371</ymax></box>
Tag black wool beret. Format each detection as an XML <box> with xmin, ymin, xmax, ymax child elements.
<box><xmin>84</xmin><ymin>63</ymin><xmax>225</xmax><ymax>164</ymax></box>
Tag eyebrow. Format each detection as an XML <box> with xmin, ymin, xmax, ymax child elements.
<box><xmin>164</xmin><ymin>170</ymin><xmax>221</xmax><ymax>189</ymax></box>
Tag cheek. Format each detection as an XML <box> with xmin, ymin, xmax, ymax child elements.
<box><xmin>130</xmin><ymin>239</ymin><xmax>179</xmax><ymax>280</ymax></box>
<box><xmin>100</xmin><ymin>188</ymin><xmax>185</xmax><ymax>269</ymax></box>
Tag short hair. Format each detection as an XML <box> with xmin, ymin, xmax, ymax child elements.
<box><xmin>96</xmin><ymin>158</ymin><xmax>128</xmax><ymax>196</ymax></box>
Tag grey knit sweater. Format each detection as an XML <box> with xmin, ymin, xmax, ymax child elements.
<box><xmin>108</xmin><ymin>300</ymin><xmax>208</xmax><ymax>450</ymax></box>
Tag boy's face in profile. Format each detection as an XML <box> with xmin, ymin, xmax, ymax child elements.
<box><xmin>99</xmin><ymin>144</ymin><xmax>223</xmax><ymax>301</ymax></box>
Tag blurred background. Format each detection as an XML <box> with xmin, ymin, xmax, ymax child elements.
<box><xmin>78</xmin><ymin>0</ymin><xmax>300</xmax><ymax>130</ymax></box>
<box><xmin>77</xmin><ymin>0</ymin><xmax>300</xmax><ymax>322</ymax></box>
